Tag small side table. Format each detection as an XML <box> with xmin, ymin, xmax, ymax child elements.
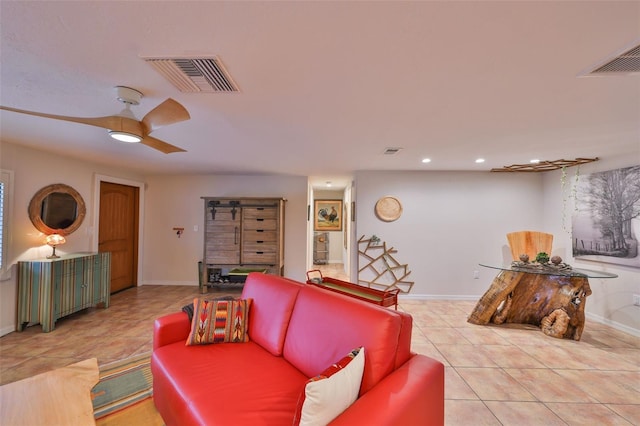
<box><xmin>306</xmin><ymin>270</ymin><xmax>399</xmax><ymax>310</ymax></box>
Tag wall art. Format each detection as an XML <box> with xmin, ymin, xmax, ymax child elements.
<box><xmin>314</xmin><ymin>199</ymin><xmax>342</xmax><ymax>231</ymax></box>
<box><xmin>572</xmin><ymin>165</ymin><xmax>640</xmax><ymax>268</ymax></box>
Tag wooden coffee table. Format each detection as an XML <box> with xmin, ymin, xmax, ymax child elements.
<box><xmin>468</xmin><ymin>264</ymin><xmax>617</xmax><ymax>340</ymax></box>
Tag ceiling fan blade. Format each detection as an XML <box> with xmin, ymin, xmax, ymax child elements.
<box><xmin>0</xmin><ymin>105</ymin><xmax>143</xmax><ymax>136</ymax></box>
<box><xmin>141</xmin><ymin>99</ymin><xmax>190</xmax><ymax>134</ymax></box>
<box><xmin>140</xmin><ymin>135</ymin><xmax>186</xmax><ymax>154</ymax></box>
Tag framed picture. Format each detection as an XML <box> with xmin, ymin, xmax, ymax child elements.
<box><xmin>314</xmin><ymin>200</ymin><xmax>343</xmax><ymax>231</ymax></box>
<box><xmin>572</xmin><ymin>165</ymin><xmax>640</xmax><ymax>268</ymax></box>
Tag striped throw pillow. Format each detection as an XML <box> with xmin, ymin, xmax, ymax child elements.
<box><xmin>186</xmin><ymin>298</ymin><xmax>252</xmax><ymax>345</ymax></box>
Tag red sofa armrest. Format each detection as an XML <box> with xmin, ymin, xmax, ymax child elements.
<box><xmin>329</xmin><ymin>354</ymin><xmax>444</xmax><ymax>426</ymax></box>
<box><xmin>153</xmin><ymin>312</ymin><xmax>191</xmax><ymax>350</ymax></box>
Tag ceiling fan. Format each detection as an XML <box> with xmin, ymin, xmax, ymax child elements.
<box><xmin>0</xmin><ymin>86</ymin><xmax>190</xmax><ymax>154</ymax></box>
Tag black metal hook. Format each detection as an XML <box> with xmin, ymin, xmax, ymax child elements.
<box><xmin>208</xmin><ymin>200</ymin><xmax>220</xmax><ymax>220</ymax></box>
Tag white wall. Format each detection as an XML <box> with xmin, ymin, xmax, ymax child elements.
<box><xmin>142</xmin><ymin>174</ymin><xmax>309</xmax><ymax>285</ymax></box>
<box><xmin>326</xmin><ymin>232</ymin><xmax>342</xmax><ymax>263</ymax></box>
<box><xmin>541</xmin><ymin>154</ymin><xmax>640</xmax><ymax>335</ymax></box>
<box><xmin>354</xmin><ymin>161</ymin><xmax>640</xmax><ymax>335</ymax></box>
<box><xmin>0</xmin><ymin>142</ymin><xmax>309</xmax><ymax>336</ymax></box>
<box><xmin>0</xmin><ymin>142</ymin><xmax>145</xmax><ymax>335</ymax></box>
<box><xmin>354</xmin><ymin>170</ymin><xmax>545</xmax><ymax>297</ymax></box>
<box><xmin>3</xmin><ymin>140</ymin><xmax>637</xmax><ymax>336</ymax></box>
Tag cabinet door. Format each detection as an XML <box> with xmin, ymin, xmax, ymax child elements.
<box><xmin>57</xmin><ymin>258</ymin><xmax>77</xmax><ymax>317</ymax></box>
<box><xmin>97</xmin><ymin>253</ymin><xmax>111</xmax><ymax>307</ymax></box>
<box><xmin>73</xmin><ymin>257</ymin><xmax>91</xmax><ymax>310</ymax></box>
<box><xmin>83</xmin><ymin>255</ymin><xmax>98</xmax><ymax>306</ymax></box>
<box><xmin>205</xmin><ymin>208</ymin><xmax>241</xmax><ymax>264</ymax></box>
<box><xmin>17</xmin><ymin>262</ymin><xmax>56</xmax><ymax>330</ymax></box>
<box><xmin>51</xmin><ymin>261</ymin><xmax>64</xmax><ymax>317</ymax></box>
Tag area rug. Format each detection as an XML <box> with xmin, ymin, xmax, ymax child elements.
<box><xmin>91</xmin><ymin>352</ymin><xmax>153</xmax><ymax>419</ymax></box>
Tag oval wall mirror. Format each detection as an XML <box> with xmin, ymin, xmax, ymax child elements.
<box><xmin>28</xmin><ymin>183</ymin><xmax>86</xmax><ymax>236</ymax></box>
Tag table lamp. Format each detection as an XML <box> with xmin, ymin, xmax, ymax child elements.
<box><xmin>45</xmin><ymin>234</ymin><xmax>66</xmax><ymax>259</ymax></box>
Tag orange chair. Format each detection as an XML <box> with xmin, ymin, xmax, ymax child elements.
<box><xmin>507</xmin><ymin>231</ymin><xmax>553</xmax><ymax>260</ymax></box>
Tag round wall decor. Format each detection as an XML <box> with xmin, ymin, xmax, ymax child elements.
<box><xmin>375</xmin><ymin>196</ymin><xmax>402</xmax><ymax>222</ymax></box>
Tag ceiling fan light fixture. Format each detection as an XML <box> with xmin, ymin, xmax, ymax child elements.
<box><xmin>108</xmin><ymin>130</ymin><xmax>142</xmax><ymax>143</ymax></box>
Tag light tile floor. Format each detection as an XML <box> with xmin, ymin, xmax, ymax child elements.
<box><xmin>1</xmin><ymin>272</ymin><xmax>639</xmax><ymax>425</ymax></box>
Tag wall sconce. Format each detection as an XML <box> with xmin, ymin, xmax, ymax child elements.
<box><xmin>45</xmin><ymin>234</ymin><xmax>66</xmax><ymax>259</ymax></box>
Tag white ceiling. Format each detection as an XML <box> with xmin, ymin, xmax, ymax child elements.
<box><xmin>1</xmin><ymin>1</ymin><xmax>639</xmax><ymax>189</ymax></box>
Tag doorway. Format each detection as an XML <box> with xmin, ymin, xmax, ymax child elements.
<box><xmin>98</xmin><ymin>181</ymin><xmax>139</xmax><ymax>293</ymax></box>
<box><xmin>308</xmin><ymin>179</ymin><xmax>353</xmax><ymax>282</ymax></box>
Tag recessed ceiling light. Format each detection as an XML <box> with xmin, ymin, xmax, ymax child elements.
<box><xmin>530</xmin><ymin>159</ymin><xmax>540</xmax><ymax>164</ymax></box>
<box><xmin>422</xmin><ymin>158</ymin><xmax>431</xmax><ymax>163</ymax></box>
<box><xmin>475</xmin><ymin>158</ymin><xmax>485</xmax><ymax>164</ymax></box>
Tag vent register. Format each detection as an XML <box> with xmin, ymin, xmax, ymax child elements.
<box><xmin>383</xmin><ymin>147</ymin><xmax>403</xmax><ymax>155</ymax></box>
<box><xmin>143</xmin><ymin>57</ymin><xmax>240</xmax><ymax>92</ymax></box>
<box><xmin>586</xmin><ymin>42</ymin><xmax>640</xmax><ymax>75</ymax></box>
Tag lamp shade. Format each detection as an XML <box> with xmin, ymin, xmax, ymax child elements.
<box><xmin>45</xmin><ymin>234</ymin><xmax>66</xmax><ymax>247</ymax></box>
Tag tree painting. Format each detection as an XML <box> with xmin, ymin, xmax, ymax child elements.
<box><xmin>572</xmin><ymin>165</ymin><xmax>640</xmax><ymax>267</ymax></box>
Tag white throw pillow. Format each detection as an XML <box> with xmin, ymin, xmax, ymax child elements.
<box><xmin>298</xmin><ymin>347</ymin><xmax>365</xmax><ymax>426</ymax></box>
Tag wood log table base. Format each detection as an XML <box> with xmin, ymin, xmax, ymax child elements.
<box><xmin>468</xmin><ymin>270</ymin><xmax>592</xmax><ymax>340</ymax></box>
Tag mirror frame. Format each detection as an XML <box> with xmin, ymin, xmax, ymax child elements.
<box><xmin>28</xmin><ymin>183</ymin><xmax>86</xmax><ymax>236</ymax></box>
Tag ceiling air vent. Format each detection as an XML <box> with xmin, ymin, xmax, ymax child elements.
<box><xmin>583</xmin><ymin>41</ymin><xmax>640</xmax><ymax>76</ymax></box>
<box><xmin>143</xmin><ymin>56</ymin><xmax>240</xmax><ymax>93</ymax></box>
<box><xmin>383</xmin><ymin>147</ymin><xmax>403</xmax><ymax>155</ymax></box>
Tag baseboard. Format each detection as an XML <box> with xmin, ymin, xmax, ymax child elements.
<box><xmin>586</xmin><ymin>312</ymin><xmax>640</xmax><ymax>338</ymax></box>
<box><xmin>141</xmin><ymin>281</ymin><xmax>198</xmax><ymax>286</ymax></box>
<box><xmin>398</xmin><ymin>294</ymin><xmax>479</xmax><ymax>301</ymax></box>
<box><xmin>398</xmin><ymin>294</ymin><xmax>640</xmax><ymax>337</ymax></box>
<box><xmin>107</xmin><ymin>283</ymin><xmax>640</xmax><ymax>338</ymax></box>
<box><xmin>0</xmin><ymin>324</ymin><xmax>15</xmax><ymax>337</ymax></box>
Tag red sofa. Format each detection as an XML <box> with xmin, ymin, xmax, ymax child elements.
<box><xmin>152</xmin><ymin>273</ymin><xmax>444</xmax><ymax>425</ymax></box>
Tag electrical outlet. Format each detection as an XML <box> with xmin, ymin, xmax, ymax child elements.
<box><xmin>473</xmin><ymin>270</ymin><xmax>480</xmax><ymax>279</ymax></box>
<box><xmin>633</xmin><ymin>294</ymin><xmax>640</xmax><ymax>307</ymax></box>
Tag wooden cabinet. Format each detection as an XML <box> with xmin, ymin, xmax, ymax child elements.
<box><xmin>17</xmin><ymin>252</ymin><xmax>111</xmax><ymax>332</ymax></box>
<box><xmin>202</xmin><ymin>198</ymin><xmax>285</xmax><ymax>288</ymax></box>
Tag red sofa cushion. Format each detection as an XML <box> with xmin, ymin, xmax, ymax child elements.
<box><xmin>294</xmin><ymin>347</ymin><xmax>365</xmax><ymax>425</ymax></box>
<box><xmin>283</xmin><ymin>285</ymin><xmax>403</xmax><ymax>395</ymax></box>
<box><xmin>152</xmin><ymin>341</ymin><xmax>308</xmax><ymax>426</ymax></box>
<box><xmin>394</xmin><ymin>309</ymin><xmax>414</xmax><ymax>369</ymax></box>
<box><xmin>329</xmin><ymin>354</ymin><xmax>445</xmax><ymax>426</ymax></box>
<box><xmin>153</xmin><ymin>312</ymin><xmax>191</xmax><ymax>350</ymax></box>
<box><xmin>241</xmin><ymin>273</ymin><xmax>303</xmax><ymax>356</ymax></box>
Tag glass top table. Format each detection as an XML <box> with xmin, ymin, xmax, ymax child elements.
<box><xmin>479</xmin><ymin>263</ymin><xmax>618</xmax><ymax>279</ymax></box>
<box><xmin>471</xmin><ymin>262</ymin><xmax>617</xmax><ymax>340</ymax></box>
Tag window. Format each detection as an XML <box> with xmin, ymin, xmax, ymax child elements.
<box><xmin>0</xmin><ymin>169</ymin><xmax>13</xmax><ymax>279</ymax></box>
